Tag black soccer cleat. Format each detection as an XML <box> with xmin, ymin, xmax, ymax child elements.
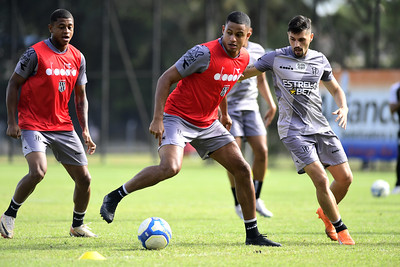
<box><xmin>100</xmin><ymin>194</ymin><xmax>120</xmax><ymax>223</ymax></box>
<box><xmin>245</xmin><ymin>234</ymin><xmax>282</xmax><ymax>247</ymax></box>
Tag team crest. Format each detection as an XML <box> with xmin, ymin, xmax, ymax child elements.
<box><xmin>220</xmin><ymin>85</ymin><xmax>230</xmax><ymax>97</ymax></box>
<box><xmin>58</xmin><ymin>80</ymin><xmax>66</xmax><ymax>92</ymax></box>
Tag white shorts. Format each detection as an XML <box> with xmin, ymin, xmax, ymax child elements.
<box><xmin>281</xmin><ymin>132</ymin><xmax>348</xmax><ymax>174</ymax></box>
<box><xmin>161</xmin><ymin>114</ymin><xmax>235</xmax><ymax>159</ymax></box>
<box><xmin>21</xmin><ymin>130</ymin><xmax>88</xmax><ymax>166</ymax></box>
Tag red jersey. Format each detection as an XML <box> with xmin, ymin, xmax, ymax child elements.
<box><xmin>18</xmin><ymin>41</ymin><xmax>82</xmax><ymax>131</ymax></box>
<box><xmin>164</xmin><ymin>39</ymin><xmax>250</xmax><ymax>128</ymax></box>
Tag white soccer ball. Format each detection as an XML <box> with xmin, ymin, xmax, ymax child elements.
<box><xmin>371</xmin><ymin>179</ymin><xmax>390</xmax><ymax>197</ymax></box>
<box><xmin>138</xmin><ymin>217</ymin><xmax>172</xmax><ymax>249</ymax></box>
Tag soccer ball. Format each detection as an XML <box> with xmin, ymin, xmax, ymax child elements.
<box><xmin>137</xmin><ymin>217</ymin><xmax>172</xmax><ymax>249</ymax></box>
<box><xmin>371</xmin><ymin>179</ymin><xmax>390</xmax><ymax>197</ymax></box>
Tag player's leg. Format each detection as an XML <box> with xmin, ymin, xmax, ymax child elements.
<box><xmin>326</xmin><ymin>162</ymin><xmax>353</xmax><ymax>204</ymax></box>
<box><xmin>1</xmin><ymin>131</ymin><xmax>48</xmax><ymax>239</ymax></box>
<box><xmin>227</xmin><ymin>137</ymin><xmax>244</xmax><ymax>219</ymax></box>
<box><xmin>211</xmin><ymin>142</ymin><xmax>281</xmax><ymax>246</ymax></box>
<box><xmin>393</xmin><ymin>143</ymin><xmax>400</xmax><ymax>194</ymax></box>
<box><xmin>100</xmin><ymin>144</ymin><xmax>184</xmax><ymax>223</ymax></box>
<box><xmin>305</xmin><ymin>162</ymin><xmax>354</xmax><ymax>245</ymax></box>
<box><xmin>247</xmin><ymin>135</ymin><xmax>273</xmax><ymax>217</ymax></box>
<box><xmin>63</xmin><ymin>164</ymin><xmax>97</xmax><ymax>237</ymax></box>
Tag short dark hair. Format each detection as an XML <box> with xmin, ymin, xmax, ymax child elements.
<box><xmin>288</xmin><ymin>15</ymin><xmax>311</xmax><ymax>34</ymax></box>
<box><xmin>226</xmin><ymin>11</ymin><xmax>251</xmax><ymax>27</ymax></box>
<box><xmin>50</xmin><ymin>9</ymin><xmax>73</xmax><ymax>24</ymax></box>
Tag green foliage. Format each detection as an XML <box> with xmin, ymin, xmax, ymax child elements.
<box><xmin>0</xmin><ymin>154</ymin><xmax>399</xmax><ymax>266</ymax></box>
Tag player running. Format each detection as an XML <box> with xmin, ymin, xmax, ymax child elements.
<box><xmin>240</xmin><ymin>15</ymin><xmax>355</xmax><ymax>245</ymax></box>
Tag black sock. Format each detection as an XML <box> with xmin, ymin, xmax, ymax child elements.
<box><xmin>72</xmin><ymin>211</ymin><xmax>85</xmax><ymax>228</ymax></box>
<box><xmin>332</xmin><ymin>218</ymin><xmax>347</xmax><ymax>233</ymax></box>
<box><xmin>231</xmin><ymin>187</ymin><xmax>239</xmax><ymax>206</ymax></box>
<box><xmin>245</xmin><ymin>219</ymin><xmax>260</xmax><ymax>239</ymax></box>
<box><xmin>4</xmin><ymin>199</ymin><xmax>22</xmax><ymax>218</ymax></box>
<box><xmin>108</xmin><ymin>185</ymin><xmax>128</xmax><ymax>202</ymax></box>
<box><xmin>253</xmin><ymin>180</ymin><xmax>263</xmax><ymax>199</ymax></box>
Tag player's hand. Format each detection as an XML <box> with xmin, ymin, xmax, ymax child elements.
<box><xmin>149</xmin><ymin>117</ymin><xmax>164</xmax><ymax>146</ymax></box>
<box><xmin>82</xmin><ymin>131</ymin><xmax>96</xmax><ymax>155</ymax></box>
<box><xmin>219</xmin><ymin>114</ymin><xmax>232</xmax><ymax>131</ymax></box>
<box><xmin>332</xmin><ymin>106</ymin><xmax>348</xmax><ymax>129</ymax></box>
<box><xmin>6</xmin><ymin>123</ymin><xmax>21</xmax><ymax>139</ymax></box>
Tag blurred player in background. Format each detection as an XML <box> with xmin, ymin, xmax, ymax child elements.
<box><xmin>240</xmin><ymin>15</ymin><xmax>355</xmax><ymax>245</ymax></box>
<box><xmin>389</xmin><ymin>81</ymin><xmax>400</xmax><ymax>194</ymax></box>
<box><xmin>226</xmin><ymin>36</ymin><xmax>277</xmax><ymax>219</ymax></box>
<box><xmin>100</xmin><ymin>11</ymin><xmax>281</xmax><ymax>247</ymax></box>
<box><xmin>1</xmin><ymin>9</ymin><xmax>97</xmax><ymax>239</ymax></box>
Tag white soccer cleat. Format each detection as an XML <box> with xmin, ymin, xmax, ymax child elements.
<box><xmin>256</xmin><ymin>199</ymin><xmax>273</xmax><ymax>218</ymax></box>
<box><xmin>0</xmin><ymin>214</ymin><xmax>15</xmax><ymax>239</ymax></box>
<box><xmin>392</xmin><ymin>186</ymin><xmax>400</xmax><ymax>195</ymax></box>
<box><xmin>70</xmin><ymin>224</ymin><xmax>98</xmax><ymax>237</ymax></box>
<box><xmin>234</xmin><ymin>204</ymin><xmax>244</xmax><ymax>219</ymax></box>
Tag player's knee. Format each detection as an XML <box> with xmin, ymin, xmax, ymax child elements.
<box><xmin>232</xmin><ymin>162</ymin><xmax>252</xmax><ymax>180</ymax></box>
<box><xmin>28</xmin><ymin>168</ymin><xmax>46</xmax><ymax>183</ymax></box>
<box><xmin>160</xmin><ymin>163</ymin><xmax>181</xmax><ymax>178</ymax></box>
<box><xmin>76</xmin><ymin>173</ymin><xmax>91</xmax><ymax>188</ymax></box>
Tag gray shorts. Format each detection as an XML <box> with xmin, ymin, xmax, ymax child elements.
<box><xmin>21</xmin><ymin>130</ymin><xmax>88</xmax><ymax>166</ymax></box>
<box><xmin>161</xmin><ymin>114</ymin><xmax>235</xmax><ymax>159</ymax></box>
<box><xmin>229</xmin><ymin>109</ymin><xmax>267</xmax><ymax>137</ymax></box>
<box><xmin>281</xmin><ymin>132</ymin><xmax>348</xmax><ymax>174</ymax></box>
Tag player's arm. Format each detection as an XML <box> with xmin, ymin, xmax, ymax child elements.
<box><xmin>218</xmin><ymin>97</ymin><xmax>232</xmax><ymax>131</ymax></box>
<box><xmin>75</xmin><ymin>83</ymin><xmax>96</xmax><ymax>155</ymax></box>
<box><xmin>149</xmin><ymin>65</ymin><xmax>182</xmax><ymax>145</ymax></box>
<box><xmin>323</xmin><ymin>77</ymin><xmax>349</xmax><ymax>129</ymax></box>
<box><xmin>6</xmin><ymin>73</ymin><xmax>26</xmax><ymax>139</ymax></box>
<box><xmin>239</xmin><ymin>64</ymin><xmax>263</xmax><ymax>81</ymax></box>
<box><xmin>256</xmin><ymin>72</ymin><xmax>276</xmax><ymax>127</ymax></box>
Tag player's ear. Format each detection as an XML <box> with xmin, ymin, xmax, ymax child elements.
<box><xmin>247</xmin><ymin>27</ymin><xmax>253</xmax><ymax>38</ymax></box>
<box><xmin>48</xmin><ymin>23</ymin><xmax>53</xmax><ymax>34</ymax></box>
<box><xmin>222</xmin><ymin>24</ymin><xmax>225</xmax><ymax>34</ymax></box>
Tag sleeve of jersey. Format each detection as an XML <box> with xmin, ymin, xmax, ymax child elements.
<box><xmin>76</xmin><ymin>53</ymin><xmax>88</xmax><ymax>86</ymax></box>
<box><xmin>254</xmin><ymin>51</ymin><xmax>275</xmax><ymax>72</ymax></box>
<box><xmin>321</xmin><ymin>54</ymin><xmax>333</xmax><ymax>82</ymax></box>
<box><xmin>14</xmin><ymin>47</ymin><xmax>38</xmax><ymax>79</ymax></box>
<box><xmin>175</xmin><ymin>45</ymin><xmax>211</xmax><ymax>78</ymax></box>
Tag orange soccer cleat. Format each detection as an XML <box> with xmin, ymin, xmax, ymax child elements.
<box><xmin>337</xmin><ymin>229</ymin><xmax>355</xmax><ymax>245</ymax></box>
<box><xmin>316</xmin><ymin>207</ymin><xmax>338</xmax><ymax>241</ymax></box>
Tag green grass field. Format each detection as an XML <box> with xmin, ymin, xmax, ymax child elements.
<box><xmin>0</xmin><ymin>154</ymin><xmax>399</xmax><ymax>266</ymax></box>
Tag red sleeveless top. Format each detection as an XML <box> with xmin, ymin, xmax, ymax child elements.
<box><xmin>18</xmin><ymin>41</ymin><xmax>81</xmax><ymax>131</ymax></box>
<box><xmin>164</xmin><ymin>39</ymin><xmax>249</xmax><ymax>128</ymax></box>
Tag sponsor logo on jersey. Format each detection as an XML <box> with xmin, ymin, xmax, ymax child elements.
<box><xmin>213</xmin><ymin>67</ymin><xmax>241</xmax><ymax>82</ymax></box>
<box><xmin>46</xmin><ymin>62</ymin><xmax>77</xmax><ymax>77</ymax></box>
<box><xmin>182</xmin><ymin>46</ymin><xmax>205</xmax><ymax>69</ymax></box>
<box><xmin>283</xmin><ymin>79</ymin><xmax>318</xmax><ymax>96</ymax></box>
<box><xmin>279</xmin><ymin>65</ymin><xmax>293</xmax><ymax>70</ymax></box>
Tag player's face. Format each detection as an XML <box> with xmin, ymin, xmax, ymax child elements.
<box><xmin>48</xmin><ymin>18</ymin><xmax>74</xmax><ymax>51</ymax></box>
<box><xmin>221</xmin><ymin>22</ymin><xmax>251</xmax><ymax>58</ymax></box>
<box><xmin>288</xmin><ymin>30</ymin><xmax>314</xmax><ymax>58</ymax></box>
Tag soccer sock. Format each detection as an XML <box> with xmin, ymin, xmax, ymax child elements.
<box><xmin>253</xmin><ymin>180</ymin><xmax>263</xmax><ymax>199</ymax></box>
<box><xmin>331</xmin><ymin>217</ymin><xmax>347</xmax><ymax>233</ymax></box>
<box><xmin>231</xmin><ymin>187</ymin><xmax>239</xmax><ymax>206</ymax></box>
<box><xmin>4</xmin><ymin>198</ymin><xmax>22</xmax><ymax>218</ymax></box>
<box><xmin>108</xmin><ymin>185</ymin><xmax>128</xmax><ymax>202</ymax></box>
<box><xmin>244</xmin><ymin>218</ymin><xmax>260</xmax><ymax>239</ymax></box>
<box><xmin>72</xmin><ymin>210</ymin><xmax>86</xmax><ymax>228</ymax></box>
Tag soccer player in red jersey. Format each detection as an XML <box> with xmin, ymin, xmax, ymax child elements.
<box><xmin>100</xmin><ymin>11</ymin><xmax>281</xmax><ymax>247</ymax></box>
<box><xmin>1</xmin><ymin>9</ymin><xmax>97</xmax><ymax>238</ymax></box>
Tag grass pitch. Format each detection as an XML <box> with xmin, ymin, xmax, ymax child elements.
<box><xmin>0</xmin><ymin>153</ymin><xmax>399</xmax><ymax>266</ymax></box>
